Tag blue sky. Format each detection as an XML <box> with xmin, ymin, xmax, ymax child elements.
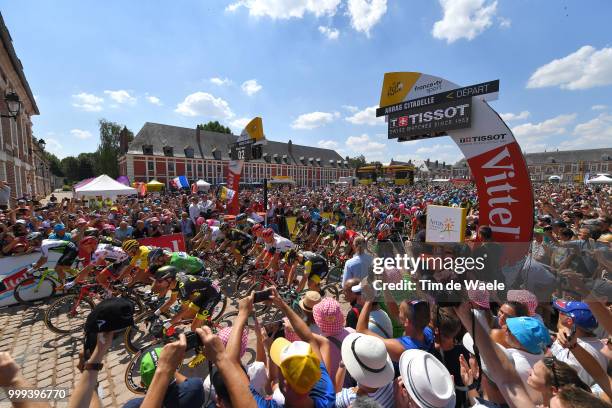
<box><xmin>2</xmin><ymin>0</ymin><xmax>611</xmax><ymax>164</ymax></box>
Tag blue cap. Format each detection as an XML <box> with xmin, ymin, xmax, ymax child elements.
<box><xmin>553</xmin><ymin>299</ymin><xmax>598</xmax><ymax>330</ymax></box>
<box><xmin>53</xmin><ymin>224</ymin><xmax>65</xmax><ymax>232</ymax></box>
<box><xmin>143</xmin><ymin>207</ymin><xmax>150</xmax><ymax>212</ymax></box>
<box><xmin>506</xmin><ymin>317</ymin><xmax>551</xmax><ymax>354</ymax></box>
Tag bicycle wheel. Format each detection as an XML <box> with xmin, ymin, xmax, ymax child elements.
<box><xmin>44</xmin><ymin>295</ymin><xmax>95</xmax><ymax>334</ymax></box>
<box><xmin>210</xmin><ymin>293</ymin><xmax>227</xmax><ymax>321</ymax></box>
<box><xmin>324</xmin><ymin>266</ymin><xmax>343</xmax><ymax>286</ymax></box>
<box><xmin>321</xmin><ymin>283</ymin><xmax>340</xmax><ymax>300</ymax></box>
<box><xmin>234</xmin><ymin>271</ymin><xmax>259</xmax><ymax>298</ymax></box>
<box><xmin>124</xmin><ymin>311</ymin><xmax>161</xmax><ymax>354</ymax></box>
<box><xmin>14</xmin><ymin>277</ymin><xmax>56</xmax><ymax>305</ymax></box>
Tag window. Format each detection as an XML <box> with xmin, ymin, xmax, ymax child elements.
<box><xmin>168</xmin><ymin>161</ymin><xmax>175</xmax><ymax>175</ymax></box>
<box><xmin>143</xmin><ymin>145</ymin><xmax>153</xmax><ymax>155</ymax></box>
<box><xmin>184</xmin><ymin>147</ymin><xmax>194</xmax><ymax>158</ymax></box>
<box><xmin>147</xmin><ymin>161</ymin><xmax>154</xmax><ymax>172</ymax></box>
<box><xmin>187</xmin><ymin>163</ymin><xmax>192</xmax><ymax>175</ymax></box>
<box><xmin>197</xmin><ymin>164</ymin><xmax>203</xmax><ymax>175</ymax></box>
<box><xmin>163</xmin><ymin>146</ymin><xmax>174</xmax><ymax>157</ymax></box>
<box><xmin>0</xmin><ymin>161</ymin><xmax>6</xmax><ymax>181</ymax></box>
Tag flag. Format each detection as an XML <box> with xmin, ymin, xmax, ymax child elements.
<box><xmin>219</xmin><ymin>186</ymin><xmax>236</xmax><ymax>202</ymax></box>
<box><xmin>173</xmin><ymin>176</ymin><xmax>190</xmax><ymax>189</ymax></box>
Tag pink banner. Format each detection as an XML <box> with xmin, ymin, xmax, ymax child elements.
<box><xmin>226</xmin><ymin>160</ymin><xmax>243</xmax><ymax>216</ymax></box>
<box><xmin>138</xmin><ymin>233</ymin><xmax>186</xmax><ymax>252</ymax></box>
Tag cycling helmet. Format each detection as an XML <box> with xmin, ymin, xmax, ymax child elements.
<box><xmin>53</xmin><ymin>224</ymin><xmax>65</xmax><ymax>233</ymax></box>
<box><xmin>84</xmin><ymin>227</ymin><xmax>99</xmax><ymax>237</ymax></box>
<box><xmin>219</xmin><ymin>222</ymin><xmax>230</xmax><ymax>232</ymax></box>
<box><xmin>321</xmin><ymin>218</ymin><xmax>330</xmax><ymax>226</ymax></box>
<box><xmin>154</xmin><ymin>265</ymin><xmax>178</xmax><ymax>281</ymax></box>
<box><xmin>251</xmin><ymin>223</ymin><xmax>263</xmax><ymax>234</ymax></box>
<box><xmin>379</xmin><ymin>223</ymin><xmax>391</xmax><ymax>232</ymax></box>
<box><xmin>300</xmin><ymin>206</ymin><xmax>308</xmax><ymax>213</ymax></box>
<box><xmin>373</xmin><ymin>209</ymin><xmax>380</xmax><ymax>217</ymax></box>
<box><xmin>147</xmin><ymin>247</ymin><xmax>166</xmax><ymax>264</ymax></box>
<box><xmin>385</xmin><ymin>214</ymin><xmax>395</xmax><ymax>224</ymax></box>
<box><xmin>103</xmin><ymin>224</ymin><xmax>116</xmax><ymax>232</ymax></box>
<box><xmin>200</xmin><ymin>223</ymin><xmax>210</xmax><ymax>233</ymax></box>
<box><xmin>236</xmin><ymin>213</ymin><xmax>247</xmax><ymax>222</ymax></box>
<box><xmin>333</xmin><ymin>203</ymin><xmax>341</xmax><ymax>211</ymax></box>
<box><xmin>262</xmin><ymin>228</ymin><xmax>274</xmax><ymax>239</ymax></box>
<box><xmin>79</xmin><ymin>236</ymin><xmax>98</xmax><ymax>247</ymax></box>
<box><xmin>284</xmin><ymin>249</ymin><xmax>298</xmax><ymax>264</ymax></box>
<box><xmin>122</xmin><ymin>239</ymin><xmax>140</xmax><ymax>252</ymax></box>
<box><xmin>336</xmin><ymin>226</ymin><xmax>346</xmax><ymax>236</ymax></box>
<box><xmin>26</xmin><ymin>232</ymin><xmax>43</xmax><ymax>242</ymax></box>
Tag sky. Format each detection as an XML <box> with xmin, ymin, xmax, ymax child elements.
<box><xmin>2</xmin><ymin>0</ymin><xmax>611</xmax><ymax>164</ymax></box>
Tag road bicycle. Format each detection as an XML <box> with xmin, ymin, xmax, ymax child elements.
<box><xmin>12</xmin><ymin>265</ymin><xmax>80</xmax><ymax>305</ymax></box>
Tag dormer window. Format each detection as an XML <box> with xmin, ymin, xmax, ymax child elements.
<box><xmin>262</xmin><ymin>153</ymin><xmax>270</xmax><ymax>163</ymax></box>
<box><xmin>336</xmin><ymin>160</ymin><xmax>342</xmax><ymax>167</ymax></box>
<box><xmin>273</xmin><ymin>154</ymin><xmax>280</xmax><ymax>163</ymax></box>
<box><xmin>300</xmin><ymin>156</ymin><xmax>306</xmax><ymax>165</ymax></box>
<box><xmin>184</xmin><ymin>146</ymin><xmax>194</xmax><ymax>158</ymax></box>
<box><xmin>163</xmin><ymin>146</ymin><xmax>174</xmax><ymax>157</ymax></box>
<box><xmin>308</xmin><ymin>157</ymin><xmax>314</xmax><ymax>166</ymax></box>
<box><xmin>282</xmin><ymin>154</ymin><xmax>288</xmax><ymax>164</ymax></box>
<box><xmin>142</xmin><ymin>145</ymin><xmax>153</xmax><ymax>155</ymax></box>
<box><xmin>212</xmin><ymin>149</ymin><xmax>221</xmax><ymax>160</ymax></box>
<box><xmin>329</xmin><ymin>159</ymin><xmax>335</xmax><ymax>167</ymax></box>
<box><xmin>316</xmin><ymin>158</ymin><xmax>321</xmax><ymax>166</ymax></box>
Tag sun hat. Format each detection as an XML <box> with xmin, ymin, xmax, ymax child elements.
<box><xmin>299</xmin><ymin>291</ymin><xmax>321</xmax><ymax>313</ymax></box>
<box><xmin>140</xmin><ymin>347</ymin><xmax>162</xmax><ymax>387</ymax></box>
<box><xmin>505</xmin><ymin>316</ymin><xmax>551</xmax><ymax>354</ymax></box>
<box><xmin>552</xmin><ymin>299</ymin><xmax>598</xmax><ymax>330</ymax></box>
<box><xmin>467</xmin><ymin>288</ymin><xmax>490</xmax><ymax>309</ymax></box>
<box><xmin>399</xmin><ymin>349</ymin><xmax>456</xmax><ymax>408</ymax></box>
<box><xmin>217</xmin><ymin>326</ymin><xmax>249</xmax><ymax>358</ymax></box>
<box><xmin>341</xmin><ymin>333</ymin><xmax>394</xmax><ymax>389</ymax></box>
<box><xmin>507</xmin><ymin>289</ymin><xmax>538</xmax><ymax>316</ymax></box>
<box><xmin>270</xmin><ymin>338</ymin><xmax>321</xmax><ymax>395</ymax></box>
<box><xmin>312</xmin><ymin>298</ymin><xmax>344</xmax><ymax>337</ymax></box>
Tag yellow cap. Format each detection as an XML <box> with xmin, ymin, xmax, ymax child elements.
<box><xmin>270</xmin><ymin>338</ymin><xmax>321</xmax><ymax>395</ymax></box>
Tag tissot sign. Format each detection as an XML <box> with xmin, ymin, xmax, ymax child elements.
<box><xmin>378</xmin><ymin>72</ymin><xmax>533</xmax><ymax>280</ymax></box>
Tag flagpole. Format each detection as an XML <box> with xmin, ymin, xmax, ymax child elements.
<box><xmin>263</xmin><ymin>178</ymin><xmax>268</xmax><ymax>227</ymax></box>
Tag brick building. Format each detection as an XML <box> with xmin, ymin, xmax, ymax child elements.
<box><xmin>451</xmin><ymin>147</ymin><xmax>612</xmax><ymax>182</ymax></box>
<box><xmin>0</xmin><ymin>13</ymin><xmax>46</xmax><ymax>204</ymax></box>
<box><xmin>119</xmin><ymin>122</ymin><xmax>353</xmax><ymax>187</ymax></box>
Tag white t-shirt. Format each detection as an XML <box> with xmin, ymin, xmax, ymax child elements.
<box><xmin>336</xmin><ymin>382</ymin><xmax>394</xmax><ymax>408</ymax></box>
<box><xmin>499</xmin><ymin>346</ymin><xmax>543</xmax><ymax>404</ymax></box>
<box><xmin>551</xmin><ymin>337</ymin><xmax>608</xmax><ymax>386</ymax></box>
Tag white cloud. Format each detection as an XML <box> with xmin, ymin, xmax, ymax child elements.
<box><xmin>45</xmin><ymin>138</ymin><xmax>64</xmax><ymax>157</ymax></box>
<box><xmin>347</xmin><ymin>0</ymin><xmax>387</xmax><ymax>36</ymax></box>
<box><xmin>592</xmin><ymin>105</ymin><xmax>607</xmax><ymax>111</ymax></box>
<box><xmin>345</xmin><ymin>133</ymin><xmax>386</xmax><ymax>153</ymax></box>
<box><xmin>103</xmin><ymin>89</ymin><xmax>136</xmax><ymax>104</ymax></box>
<box><xmin>498</xmin><ymin>16</ymin><xmax>511</xmax><ymax>28</ymax></box>
<box><xmin>527</xmin><ymin>46</ymin><xmax>612</xmax><ymax>90</ymax></box>
<box><xmin>210</xmin><ymin>77</ymin><xmax>233</xmax><ymax>86</ymax></box>
<box><xmin>500</xmin><ymin>110</ymin><xmax>530</xmax><ymax>122</ymax></box>
<box><xmin>241</xmin><ymin>79</ymin><xmax>262</xmax><ymax>96</ymax></box>
<box><xmin>432</xmin><ymin>0</ymin><xmax>498</xmax><ymax>43</ymax></box>
<box><xmin>318</xmin><ymin>25</ymin><xmax>339</xmax><ymax>40</ymax></box>
<box><xmin>318</xmin><ymin>140</ymin><xmax>339</xmax><ymax>149</ymax></box>
<box><xmin>70</xmin><ymin>129</ymin><xmax>93</xmax><ymax>140</ymax></box>
<box><xmin>345</xmin><ymin>105</ymin><xmax>384</xmax><ymax>126</ymax></box>
<box><xmin>229</xmin><ymin>117</ymin><xmax>251</xmax><ymax>133</ymax></box>
<box><xmin>72</xmin><ymin>92</ymin><xmax>103</xmax><ymax>112</ymax></box>
<box><xmin>292</xmin><ymin>111</ymin><xmax>339</xmax><ymax>130</ymax></box>
<box><xmin>512</xmin><ymin>113</ymin><xmax>577</xmax><ymax>151</ymax></box>
<box><xmin>175</xmin><ymin>92</ymin><xmax>234</xmax><ymax>119</ymax></box>
<box><xmin>559</xmin><ymin>113</ymin><xmax>612</xmax><ymax>150</ymax></box>
<box><xmin>226</xmin><ymin>0</ymin><xmax>341</xmax><ymax>19</ymax></box>
<box><xmin>146</xmin><ymin>96</ymin><xmax>162</xmax><ymax>106</ymax></box>
<box><xmin>342</xmin><ymin>105</ymin><xmax>359</xmax><ymax>112</ymax></box>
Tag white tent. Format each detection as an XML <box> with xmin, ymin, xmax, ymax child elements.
<box><xmin>75</xmin><ymin>174</ymin><xmax>137</xmax><ymax>198</ymax></box>
<box><xmin>586</xmin><ymin>174</ymin><xmax>612</xmax><ymax>184</ymax></box>
<box><xmin>196</xmin><ymin>179</ymin><xmax>211</xmax><ymax>192</ymax></box>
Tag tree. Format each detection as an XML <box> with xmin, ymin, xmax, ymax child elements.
<box><xmin>60</xmin><ymin>156</ymin><xmax>80</xmax><ymax>182</ymax></box>
<box><xmin>347</xmin><ymin>155</ymin><xmax>367</xmax><ymax>168</ymax></box>
<box><xmin>44</xmin><ymin>151</ymin><xmax>63</xmax><ymax>177</ymax></box>
<box><xmin>77</xmin><ymin>153</ymin><xmax>97</xmax><ymax>180</ymax></box>
<box><xmin>198</xmin><ymin>121</ymin><xmax>232</xmax><ymax>134</ymax></box>
<box><xmin>96</xmin><ymin>119</ymin><xmax>128</xmax><ymax>178</ymax></box>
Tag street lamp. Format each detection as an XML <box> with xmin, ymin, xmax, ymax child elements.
<box><xmin>1</xmin><ymin>91</ymin><xmax>21</xmax><ymax>119</ymax></box>
<box><xmin>38</xmin><ymin>139</ymin><xmax>46</xmax><ymax>150</ymax></box>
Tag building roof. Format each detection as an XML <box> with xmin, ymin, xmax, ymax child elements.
<box><xmin>0</xmin><ymin>13</ymin><xmax>39</xmax><ymax>115</ymax></box>
<box><xmin>452</xmin><ymin>147</ymin><xmax>612</xmax><ymax>167</ymax></box>
<box><xmin>127</xmin><ymin>122</ymin><xmax>349</xmax><ymax>167</ymax></box>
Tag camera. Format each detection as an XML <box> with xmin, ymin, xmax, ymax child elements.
<box><xmin>253</xmin><ymin>288</ymin><xmax>272</xmax><ymax>303</ymax></box>
<box><xmin>185</xmin><ymin>331</ymin><xmax>203</xmax><ymax>350</ymax></box>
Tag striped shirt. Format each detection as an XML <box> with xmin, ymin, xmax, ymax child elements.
<box><xmin>335</xmin><ymin>382</ymin><xmax>394</xmax><ymax>408</ymax></box>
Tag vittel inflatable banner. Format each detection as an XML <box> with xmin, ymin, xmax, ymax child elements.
<box><xmin>378</xmin><ymin>72</ymin><xmax>533</xmax><ymax>262</ymax></box>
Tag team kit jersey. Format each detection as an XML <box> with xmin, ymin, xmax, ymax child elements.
<box><xmin>91</xmin><ymin>244</ymin><xmax>129</xmax><ymax>264</ymax></box>
<box><xmin>168</xmin><ymin>252</ymin><xmax>205</xmax><ymax>274</ymax></box>
<box><xmin>130</xmin><ymin>245</ymin><xmax>153</xmax><ymax>270</ymax></box>
<box><xmin>265</xmin><ymin>235</ymin><xmax>294</xmax><ymax>254</ymax></box>
<box><xmin>209</xmin><ymin>226</ymin><xmax>224</xmax><ymax>242</ymax></box>
<box><xmin>40</xmin><ymin>239</ymin><xmax>73</xmax><ymax>257</ymax></box>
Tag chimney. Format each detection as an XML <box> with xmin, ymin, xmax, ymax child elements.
<box><xmin>435</xmin><ymin>160</ymin><xmax>438</xmax><ymax>167</ymax></box>
<box><xmin>195</xmin><ymin>125</ymin><xmax>204</xmax><ymax>158</ymax></box>
<box><xmin>287</xmin><ymin>139</ymin><xmax>293</xmax><ymax>154</ymax></box>
<box><xmin>426</xmin><ymin>158</ymin><xmax>430</xmax><ymax>165</ymax></box>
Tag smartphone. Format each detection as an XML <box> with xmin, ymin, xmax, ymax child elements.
<box><xmin>185</xmin><ymin>331</ymin><xmax>202</xmax><ymax>350</ymax></box>
<box><xmin>265</xmin><ymin>320</ymin><xmax>284</xmax><ymax>339</ymax></box>
<box><xmin>253</xmin><ymin>289</ymin><xmax>272</xmax><ymax>303</ymax></box>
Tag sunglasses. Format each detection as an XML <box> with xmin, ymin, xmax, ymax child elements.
<box><xmin>543</xmin><ymin>357</ymin><xmax>560</xmax><ymax>388</ymax></box>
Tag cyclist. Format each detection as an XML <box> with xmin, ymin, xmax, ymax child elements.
<box><xmin>331</xmin><ymin>225</ymin><xmax>358</xmax><ymax>258</ymax></box>
<box><xmin>257</xmin><ymin>228</ymin><xmax>294</xmax><ymax>280</ymax></box>
<box><xmin>147</xmin><ymin>247</ymin><xmax>205</xmax><ymax>275</ymax></box>
<box><xmin>246</xmin><ymin>223</ymin><xmax>265</xmax><ymax>258</ymax></box>
<box><xmin>192</xmin><ymin>222</ymin><xmax>225</xmax><ymax>252</ymax></box>
<box><xmin>27</xmin><ymin>232</ymin><xmax>78</xmax><ymax>290</ymax></box>
<box><xmin>284</xmin><ymin>249</ymin><xmax>329</xmax><ymax>292</ymax></box>
<box><xmin>73</xmin><ymin>236</ymin><xmax>130</xmax><ymax>290</ymax></box>
<box><xmin>217</xmin><ymin>222</ymin><xmax>253</xmax><ymax>265</ymax></box>
<box><xmin>151</xmin><ymin>265</ymin><xmax>222</xmax><ymax>331</ymax></box>
<box><xmin>313</xmin><ymin>218</ymin><xmax>336</xmax><ymax>249</ymax></box>
<box><xmin>120</xmin><ymin>239</ymin><xmax>153</xmax><ymax>285</ymax></box>
<box><xmin>292</xmin><ymin>206</ymin><xmax>310</xmax><ymax>237</ymax></box>
<box><xmin>235</xmin><ymin>213</ymin><xmax>256</xmax><ymax>234</ymax></box>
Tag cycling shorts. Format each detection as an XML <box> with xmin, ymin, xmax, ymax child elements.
<box><xmin>56</xmin><ymin>242</ymin><xmax>78</xmax><ymax>267</ymax></box>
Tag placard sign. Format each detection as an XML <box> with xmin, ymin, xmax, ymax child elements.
<box><xmin>425</xmin><ymin>205</ymin><xmax>467</xmax><ymax>243</ymax></box>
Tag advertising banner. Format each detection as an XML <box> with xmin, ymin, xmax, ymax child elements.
<box><xmin>425</xmin><ymin>205</ymin><xmax>467</xmax><ymax>243</ymax></box>
<box><xmin>388</xmin><ymin>99</ymin><xmax>471</xmax><ymax>140</ymax></box>
<box><xmin>138</xmin><ymin>233</ymin><xmax>186</xmax><ymax>252</ymax></box>
<box><xmin>0</xmin><ymin>252</ymin><xmax>61</xmax><ymax>308</ymax></box>
<box><xmin>226</xmin><ymin>160</ymin><xmax>243</xmax><ymax>215</ymax></box>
